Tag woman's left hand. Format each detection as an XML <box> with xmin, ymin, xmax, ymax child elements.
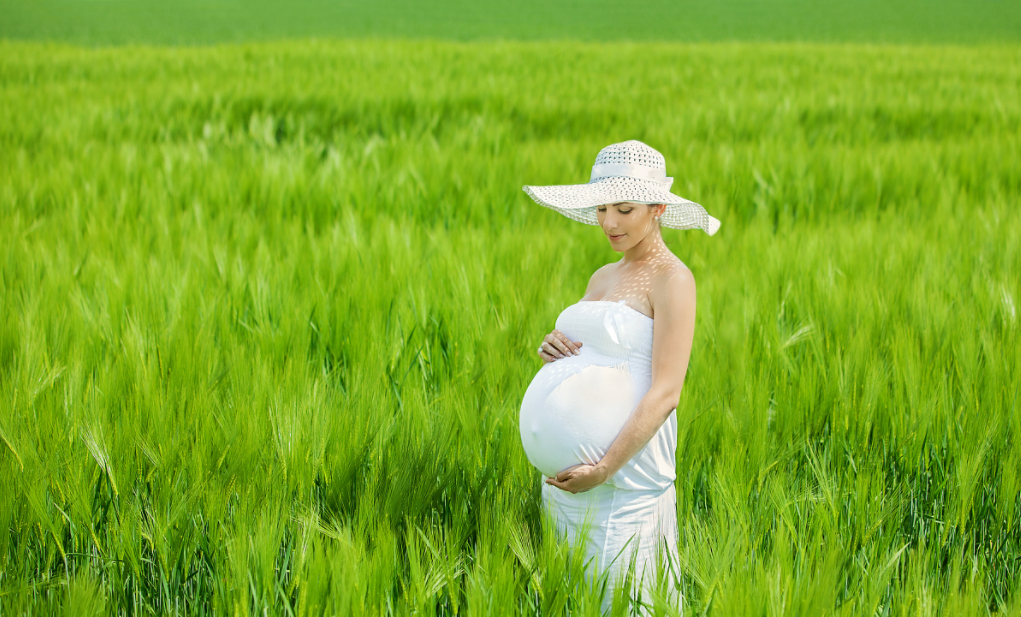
<box><xmin>545</xmin><ymin>464</ymin><xmax>609</xmax><ymax>494</ymax></box>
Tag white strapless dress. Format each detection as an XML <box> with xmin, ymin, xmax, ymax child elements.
<box><xmin>519</xmin><ymin>300</ymin><xmax>680</xmax><ymax>610</ymax></box>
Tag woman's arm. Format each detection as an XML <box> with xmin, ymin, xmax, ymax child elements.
<box><xmin>546</xmin><ymin>266</ymin><xmax>696</xmax><ymax>493</ymax></box>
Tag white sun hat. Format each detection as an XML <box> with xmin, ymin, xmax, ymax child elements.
<box><xmin>523</xmin><ymin>140</ymin><xmax>721</xmax><ymax>235</ymax></box>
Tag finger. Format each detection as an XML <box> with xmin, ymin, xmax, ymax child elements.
<box><xmin>551</xmin><ymin>337</ymin><xmax>575</xmax><ymax>357</ymax></box>
<box><xmin>555</xmin><ymin>467</ymin><xmax>578</xmax><ymax>482</ymax></box>
<box><xmin>554</xmin><ymin>330</ymin><xmax>583</xmax><ymax>355</ymax></box>
<box><xmin>548</xmin><ymin>479</ymin><xmax>574</xmax><ymax>493</ymax></box>
<box><xmin>551</xmin><ymin>330</ymin><xmax>575</xmax><ymax>353</ymax></box>
<box><xmin>539</xmin><ymin>341</ymin><xmax>563</xmax><ymax>360</ymax></box>
<box><xmin>548</xmin><ymin>335</ymin><xmax>572</xmax><ymax>358</ymax></box>
<box><xmin>554</xmin><ymin>332</ymin><xmax>581</xmax><ymax>356</ymax></box>
<box><xmin>543</xmin><ymin>336</ymin><xmax>568</xmax><ymax>359</ymax></box>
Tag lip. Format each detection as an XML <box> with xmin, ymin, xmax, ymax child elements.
<box><xmin>608</xmin><ymin>233</ymin><xmax>625</xmax><ymax>241</ymax></box>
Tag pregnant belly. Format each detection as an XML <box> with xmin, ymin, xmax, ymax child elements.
<box><xmin>519</xmin><ymin>356</ymin><xmax>638</xmax><ymax>478</ymax></box>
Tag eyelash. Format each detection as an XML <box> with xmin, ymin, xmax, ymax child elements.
<box><xmin>598</xmin><ymin>208</ymin><xmax>633</xmax><ymax>214</ymax></box>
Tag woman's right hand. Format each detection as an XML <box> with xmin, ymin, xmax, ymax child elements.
<box><xmin>537</xmin><ymin>329</ymin><xmax>583</xmax><ymax>362</ymax></box>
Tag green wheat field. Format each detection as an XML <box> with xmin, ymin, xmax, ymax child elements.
<box><xmin>2</xmin><ymin>4</ymin><xmax>1021</xmax><ymax>615</ymax></box>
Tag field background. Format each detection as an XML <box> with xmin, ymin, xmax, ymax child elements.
<box><xmin>3</xmin><ymin>0</ymin><xmax>1021</xmax><ymax>45</ymax></box>
<box><xmin>2</xmin><ymin>3</ymin><xmax>1021</xmax><ymax>617</ymax></box>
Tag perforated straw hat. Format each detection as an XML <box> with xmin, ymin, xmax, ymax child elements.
<box><xmin>523</xmin><ymin>140</ymin><xmax>721</xmax><ymax>235</ymax></box>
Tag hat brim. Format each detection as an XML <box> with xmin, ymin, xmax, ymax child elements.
<box><xmin>523</xmin><ymin>176</ymin><xmax>720</xmax><ymax>236</ymax></box>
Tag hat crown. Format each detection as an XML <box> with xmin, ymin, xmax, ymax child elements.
<box><xmin>593</xmin><ymin>140</ymin><xmax>666</xmax><ymax>171</ymax></box>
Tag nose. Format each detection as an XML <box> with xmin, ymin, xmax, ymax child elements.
<box><xmin>601</xmin><ymin>210</ymin><xmax>618</xmax><ymax>231</ymax></box>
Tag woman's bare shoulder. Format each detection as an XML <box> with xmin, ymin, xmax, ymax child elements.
<box><xmin>649</xmin><ymin>258</ymin><xmax>696</xmax><ymax>308</ymax></box>
<box><xmin>651</xmin><ymin>256</ymin><xmax>694</xmax><ymax>285</ymax></box>
<box><xmin>583</xmin><ymin>262</ymin><xmax>618</xmax><ymax>296</ymax></box>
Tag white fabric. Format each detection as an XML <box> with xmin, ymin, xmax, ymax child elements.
<box><xmin>520</xmin><ymin>300</ymin><xmax>677</xmax><ymax>490</ymax></box>
<box><xmin>590</xmin><ymin>162</ymin><xmax>674</xmax><ymax>189</ymax></box>
<box><xmin>542</xmin><ymin>483</ymin><xmax>679</xmax><ymax>611</ymax></box>
<box><xmin>519</xmin><ymin>299</ymin><xmax>681</xmax><ymax>611</ymax></box>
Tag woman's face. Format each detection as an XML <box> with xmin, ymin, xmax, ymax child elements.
<box><xmin>596</xmin><ymin>202</ymin><xmax>666</xmax><ymax>250</ymax></box>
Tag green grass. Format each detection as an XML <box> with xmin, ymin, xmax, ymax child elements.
<box><xmin>1</xmin><ymin>39</ymin><xmax>1020</xmax><ymax>615</ymax></box>
<box><xmin>2</xmin><ymin>0</ymin><xmax>1021</xmax><ymax>45</ymax></box>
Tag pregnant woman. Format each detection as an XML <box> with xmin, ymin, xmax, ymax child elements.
<box><xmin>519</xmin><ymin>140</ymin><xmax>720</xmax><ymax>610</ymax></box>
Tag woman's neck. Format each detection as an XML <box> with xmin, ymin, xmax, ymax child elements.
<box><xmin>620</xmin><ymin>229</ymin><xmax>669</xmax><ymax>265</ymax></box>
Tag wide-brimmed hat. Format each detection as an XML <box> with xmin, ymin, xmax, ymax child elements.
<box><xmin>523</xmin><ymin>140</ymin><xmax>721</xmax><ymax>235</ymax></box>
